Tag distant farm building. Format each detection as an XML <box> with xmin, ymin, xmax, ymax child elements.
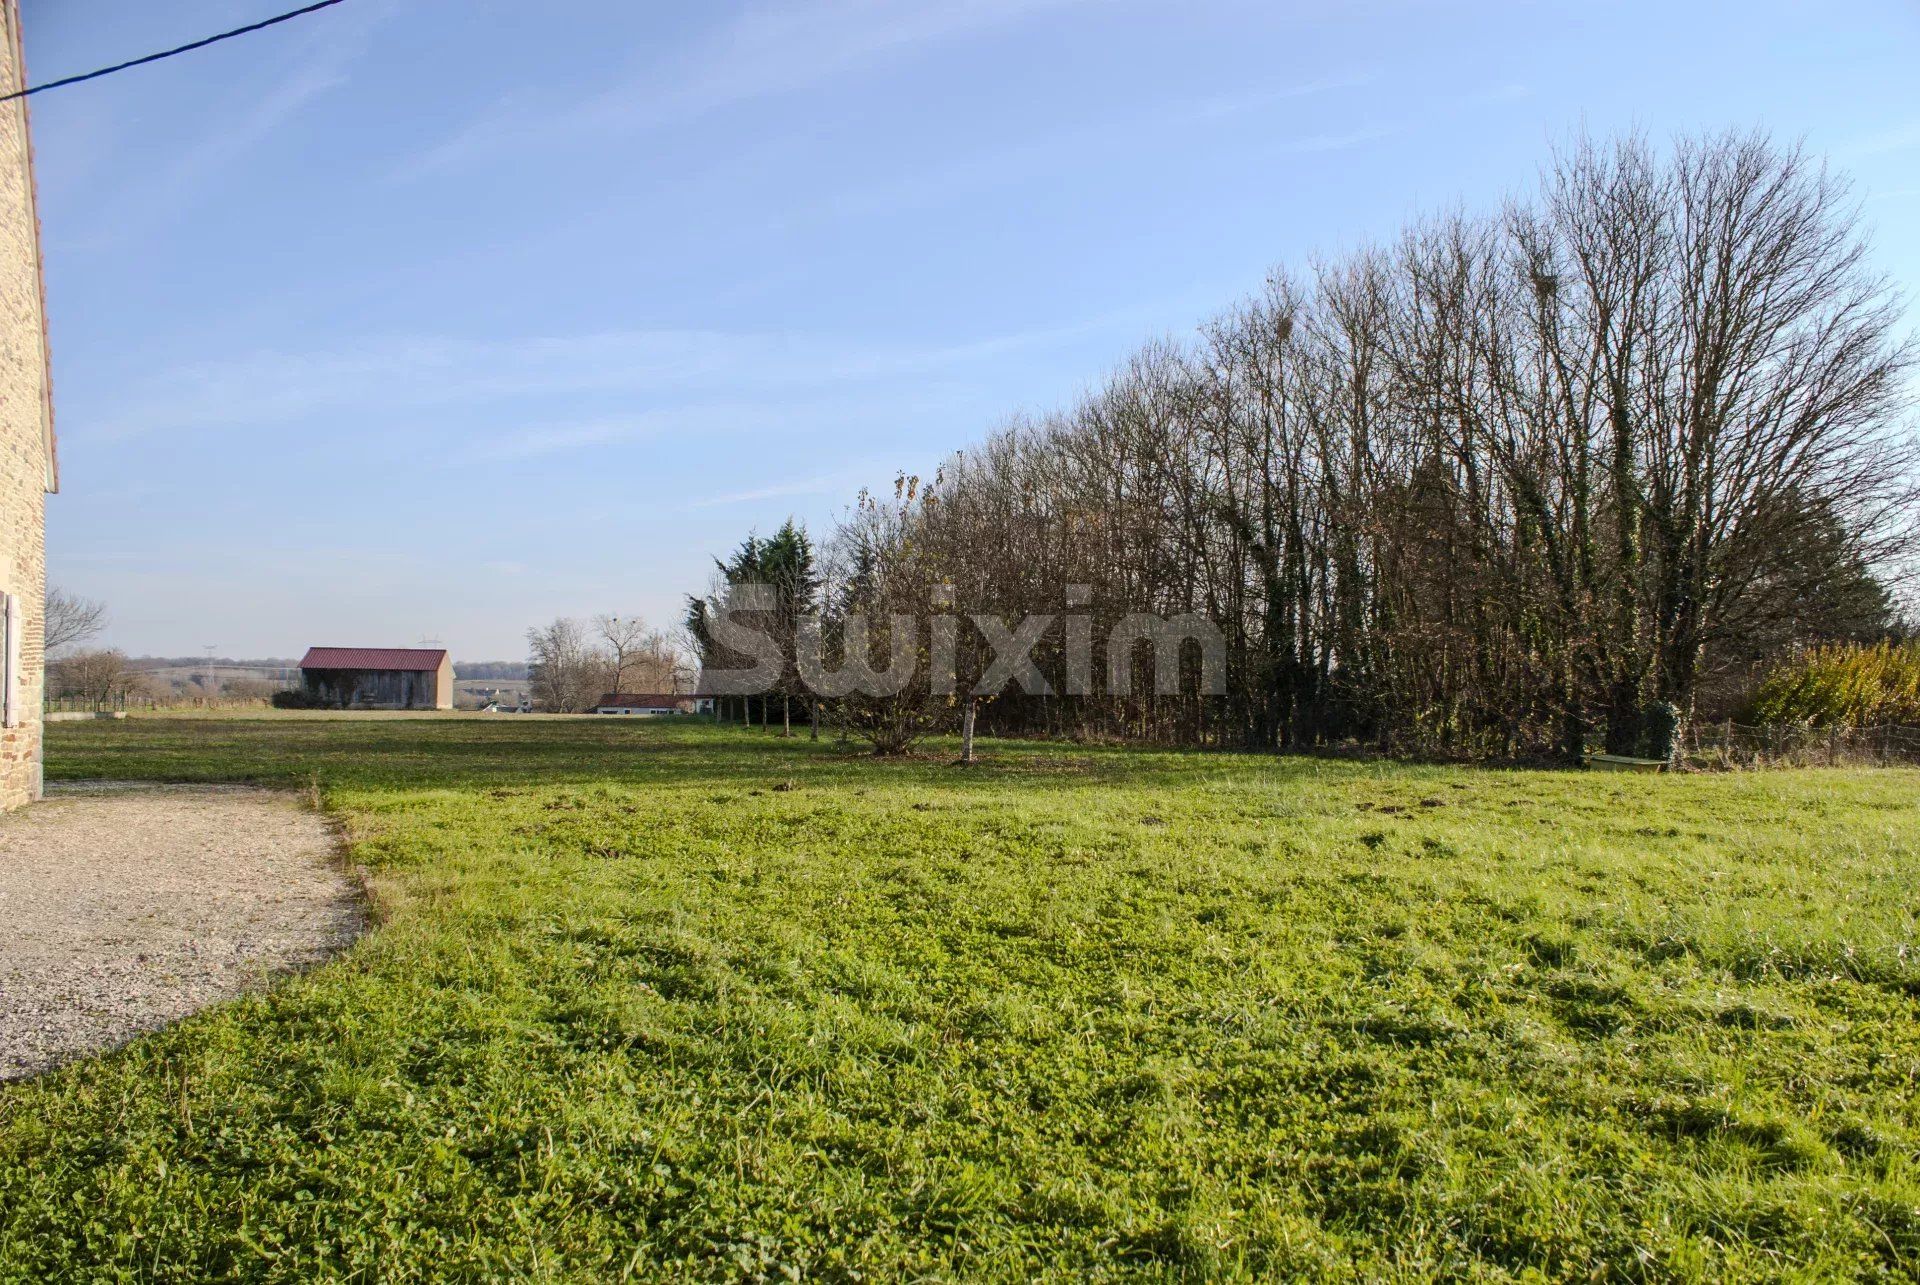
<box><xmin>298</xmin><ymin>647</ymin><xmax>453</xmax><ymax>710</ymax></box>
<box><xmin>592</xmin><ymin>692</ymin><xmax>713</xmax><ymax>715</ymax></box>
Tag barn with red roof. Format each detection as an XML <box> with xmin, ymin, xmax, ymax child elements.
<box><xmin>297</xmin><ymin>647</ymin><xmax>453</xmax><ymax>710</ymax></box>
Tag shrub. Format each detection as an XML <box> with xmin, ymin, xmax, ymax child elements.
<box><xmin>271</xmin><ymin>689</ymin><xmax>329</xmax><ymax>710</ymax></box>
<box><xmin>1743</xmin><ymin>641</ymin><xmax>1920</xmax><ymax>728</ymax></box>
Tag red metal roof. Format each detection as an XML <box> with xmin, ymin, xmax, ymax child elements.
<box><xmin>300</xmin><ymin>647</ymin><xmax>447</xmax><ymax>672</ymax></box>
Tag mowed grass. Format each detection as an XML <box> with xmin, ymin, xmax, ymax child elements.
<box><xmin>2</xmin><ymin>717</ymin><xmax>1918</xmax><ymax>1281</ymax></box>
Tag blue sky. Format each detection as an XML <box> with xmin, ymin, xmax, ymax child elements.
<box><xmin>23</xmin><ymin>0</ymin><xmax>1920</xmax><ymax>660</ymax></box>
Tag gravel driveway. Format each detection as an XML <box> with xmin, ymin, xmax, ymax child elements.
<box><xmin>0</xmin><ymin>784</ymin><xmax>365</xmax><ymax>1080</ymax></box>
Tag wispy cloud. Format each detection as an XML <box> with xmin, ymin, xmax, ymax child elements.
<box><xmin>81</xmin><ymin>317</ymin><xmax>1110</xmax><ymax>444</ymax></box>
<box><xmin>811</xmin><ymin>70</ymin><xmax>1525</xmax><ymax>227</ymax></box>
<box><xmin>1464</xmin><ymin>81</ymin><xmax>1531</xmax><ymax>106</ymax></box>
<box><xmin>1847</xmin><ymin>120</ymin><xmax>1920</xmax><ymax>160</ymax></box>
<box><xmin>475</xmin><ymin>401</ymin><xmax>870</xmax><ymax>462</ymax></box>
<box><xmin>683</xmin><ymin>470</ymin><xmax>871</xmax><ymax>510</ymax></box>
<box><xmin>480</xmin><ymin>414</ymin><xmax>673</xmax><ymax>461</ymax></box>
<box><xmin>1272</xmin><ymin>126</ymin><xmax>1399</xmax><ymax>155</ymax></box>
<box><xmin>416</xmin><ymin>0</ymin><xmax>1082</xmax><ymax>171</ymax></box>
<box><xmin>55</xmin><ymin>2</ymin><xmax>394</xmax><ymax>250</ymax></box>
<box><xmin>820</xmin><ymin>71</ymin><xmax>1381</xmax><ymax>222</ymax></box>
<box><xmin>60</xmin><ymin>65</ymin><xmax>344</xmax><ymax>250</ymax></box>
<box><xmin>1182</xmin><ymin>71</ymin><xmax>1380</xmax><ymax>122</ymax></box>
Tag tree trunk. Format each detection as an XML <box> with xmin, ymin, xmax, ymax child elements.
<box><xmin>1603</xmin><ymin>678</ymin><xmax>1642</xmax><ymax>757</ymax></box>
<box><xmin>1558</xmin><ymin>649</ymin><xmax>1586</xmax><ymax>764</ymax></box>
<box><xmin>960</xmin><ymin>697</ymin><xmax>978</xmax><ymax>764</ymax></box>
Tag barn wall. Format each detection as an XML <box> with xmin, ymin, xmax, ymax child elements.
<box><xmin>303</xmin><ymin>668</ymin><xmax>441</xmax><ymax>710</ymax></box>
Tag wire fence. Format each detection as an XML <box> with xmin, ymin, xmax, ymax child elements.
<box><xmin>44</xmin><ymin>693</ymin><xmax>127</xmax><ymax>713</ymax></box>
<box><xmin>1685</xmin><ymin>721</ymin><xmax>1920</xmax><ymax>768</ymax></box>
<box><xmin>45</xmin><ymin>693</ymin><xmax>279</xmax><ymax>714</ymax></box>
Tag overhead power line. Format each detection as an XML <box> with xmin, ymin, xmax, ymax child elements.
<box><xmin>2</xmin><ymin>0</ymin><xmax>350</xmax><ymax>103</ymax></box>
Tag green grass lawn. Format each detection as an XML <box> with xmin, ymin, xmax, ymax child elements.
<box><xmin>3</xmin><ymin>716</ymin><xmax>1918</xmax><ymax>1281</ymax></box>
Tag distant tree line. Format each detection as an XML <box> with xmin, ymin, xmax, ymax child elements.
<box><xmin>454</xmin><ymin>661</ymin><xmax>530</xmax><ymax>681</ymax></box>
<box><xmin>689</xmin><ymin>132</ymin><xmax>1917</xmax><ymax>760</ymax></box>
<box><xmin>124</xmin><ymin>655</ymin><xmax>298</xmax><ymax>670</ymax></box>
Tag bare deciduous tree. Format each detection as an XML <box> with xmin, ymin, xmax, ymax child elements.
<box><xmin>44</xmin><ymin>587</ymin><xmax>106</xmax><ymax>656</ymax></box>
<box><xmin>527</xmin><ymin>617</ymin><xmax>606</xmax><ymax>713</ymax></box>
<box><xmin>595</xmin><ymin>614</ymin><xmax>646</xmax><ymax>693</ymax></box>
<box><xmin>50</xmin><ymin>648</ymin><xmax>139</xmax><ymax>707</ymax></box>
<box><xmin>533</xmin><ymin>615</ymin><xmax>688</xmax><ymax>713</ymax></box>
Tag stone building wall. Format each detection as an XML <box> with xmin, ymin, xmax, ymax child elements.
<box><xmin>0</xmin><ymin>0</ymin><xmax>56</xmax><ymax>811</ymax></box>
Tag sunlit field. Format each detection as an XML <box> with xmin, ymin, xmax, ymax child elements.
<box><xmin>2</xmin><ymin>716</ymin><xmax>1916</xmax><ymax>1280</ymax></box>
